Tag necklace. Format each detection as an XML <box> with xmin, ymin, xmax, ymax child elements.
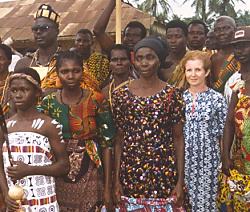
<box><xmin>30</xmin><ymin>47</ymin><xmax>60</xmax><ymax>67</ymax></box>
<box><xmin>60</xmin><ymin>89</ymin><xmax>84</xmax><ymax>105</ymax></box>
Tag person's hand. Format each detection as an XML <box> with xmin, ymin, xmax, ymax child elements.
<box><xmin>103</xmin><ymin>186</ymin><xmax>113</xmax><ymax>211</ymax></box>
<box><xmin>113</xmin><ymin>180</ymin><xmax>123</xmax><ymax>207</ymax></box>
<box><xmin>171</xmin><ymin>182</ymin><xmax>184</xmax><ymax>207</ymax></box>
<box><xmin>4</xmin><ymin>194</ymin><xmax>20</xmax><ymax>212</ymax></box>
<box><xmin>7</xmin><ymin>161</ymin><xmax>30</xmax><ymax>181</ymax></box>
<box><xmin>222</xmin><ymin>156</ymin><xmax>233</xmax><ymax>176</ymax></box>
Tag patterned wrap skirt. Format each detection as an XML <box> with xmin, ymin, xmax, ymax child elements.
<box><xmin>217</xmin><ymin>169</ymin><xmax>250</xmax><ymax>211</ymax></box>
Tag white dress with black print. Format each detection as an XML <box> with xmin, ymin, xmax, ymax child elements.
<box><xmin>2</xmin><ymin>119</ymin><xmax>62</xmax><ymax>212</ymax></box>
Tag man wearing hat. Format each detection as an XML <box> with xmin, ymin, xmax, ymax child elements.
<box><xmin>15</xmin><ymin>4</ymin><xmax>109</xmax><ymax>93</ymax></box>
<box><xmin>14</xmin><ymin>4</ymin><xmax>60</xmax><ymax>86</ymax></box>
<box><xmin>218</xmin><ymin>25</ymin><xmax>250</xmax><ymax>211</ymax></box>
<box><xmin>224</xmin><ymin>26</ymin><xmax>250</xmax><ymax>103</ymax></box>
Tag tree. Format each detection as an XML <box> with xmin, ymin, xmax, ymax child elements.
<box><xmin>217</xmin><ymin>0</ymin><xmax>245</xmax><ymax>16</ymax></box>
<box><xmin>183</xmin><ymin>0</ymin><xmax>208</xmax><ymax>21</ymax></box>
<box><xmin>236</xmin><ymin>10</ymin><xmax>250</xmax><ymax>26</ymax></box>
<box><xmin>183</xmin><ymin>0</ymin><xmax>246</xmax><ymax>23</ymax></box>
<box><xmin>133</xmin><ymin>0</ymin><xmax>172</xmax><ymax>23</ymax></box>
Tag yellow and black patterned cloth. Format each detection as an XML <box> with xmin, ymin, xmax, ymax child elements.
<box><xmin>41</xmin><ymin>52</ymin><xmax>110</xmax><ymax>91</ymax></box>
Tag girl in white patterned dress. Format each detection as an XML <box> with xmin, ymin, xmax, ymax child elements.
<box><xmin>0</xmin><ymin>67</ymin><xmax>69</xmax><ymax>211</ymax></box>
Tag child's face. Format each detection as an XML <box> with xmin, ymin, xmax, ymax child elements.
<box><xmin>10</xmin><ymin>78</ymin><xmax>38</xmax><ymax>110</ymax></box>
<box><xmin>57</xmin><ymin>59</ymin><xmax>83</xmax><ymax>89</ymax></box>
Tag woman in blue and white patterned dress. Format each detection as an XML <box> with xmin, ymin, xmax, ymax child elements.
<box><xmin>181</xmin><ymin>51</ymin><xmax>227</xmax><ymax>211</ymax></box>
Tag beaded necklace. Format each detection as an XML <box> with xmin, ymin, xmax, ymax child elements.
<box><xmin>30</xmin><ymin>47</ymin><xmax>60</xmax><ymax>67</ymax></box>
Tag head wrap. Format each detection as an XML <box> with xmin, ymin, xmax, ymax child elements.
<box><xmin>9</xmin><ymin>73</ymin><xmax>41</xmax><ymax>90</ymax></box>
<box><xmin>134</xmin><ymin>37</ymin><xmax>168</xmax><ymax>67</ymax></box>
<box><xmin>35</xmin><ymin>4</ymin><xmax>60</xmax><ymax>26</ymax></box>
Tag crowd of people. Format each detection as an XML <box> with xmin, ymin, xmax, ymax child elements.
<box><xmin>0</xmin><ymin>0</ymin><xmax>250</xmax><ymax>211</ymax></box>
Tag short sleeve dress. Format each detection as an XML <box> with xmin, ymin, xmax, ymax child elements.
<box><xmin>112</xmin><ymin>84</ymin><xmax>185</xmax><ymax>199</ymax></box>
<box><xmin>38</xmin><ymin>89</ymin><xmax>116</xmax><ymax>211</ymax></box>
<box><xmin>183</xmin><ymin>88</ymin><xmax>227</xmax><ymax>211</ymax></box>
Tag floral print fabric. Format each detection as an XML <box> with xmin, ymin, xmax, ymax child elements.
<box><xmin>183</xmin><ymin>88</ymin><xmax>227</xmax><ymax>211</ymax></box>
<box><xmin>112</xmin><ymin>84</ymin><xmax>185</xmax><ymax>198</ymax></box>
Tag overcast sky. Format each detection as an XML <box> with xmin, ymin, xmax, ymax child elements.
<box><xmin>130</xmin><ymin>0</ymin><xmax>250</xmax><ymax>18</ymax></box>
<box><xmin>0</xmin><ymin>0</ymin><xmax>249</xmax><ymax>19</ymax></box>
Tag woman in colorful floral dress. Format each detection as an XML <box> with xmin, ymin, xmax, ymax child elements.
<box><xmin>0</xmin><ymin>67</ymin><xmax>69</xmax><ymax>211</ymax></box>
<box><xmin>38</xmin><ymin>51</ymin><xmax>116</xmax><ymax>211</ymax></box>
<box><xmin>180</xmin><ymin>51</ymin><xmax>227</xmax><ymax>211</ymax></box>
<box><xmin>218</xmin><ymin>26</ymin><xmax>250</xmax><ymax>211</ymax></box>
<box><xmin>112</xmin><ymin>37</ymin><xmax>190</xmax><ymax>211</ymax></box>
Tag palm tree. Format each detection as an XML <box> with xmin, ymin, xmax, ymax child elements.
<box><xmin>134</xmin><ymin>0</ymin><xmax>172</xmax><ymax>22</ymax></box>
<box><xmin>183</xmin><ymin>0</ymin><xmax>245</xmax><ymax>22</ymax></box>
<box><xmin>210</xmin><ymin>0</ymin><xmax>245</xmax><ymax>17</ymax></box>
<box><xmin>183</xmin><ymin>0</ymin><xmax>207</xmax><ymax>21</ymax></box>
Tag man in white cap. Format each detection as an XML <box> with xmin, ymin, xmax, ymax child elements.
<box><xmin>224</xmin><ymin>26</ymin><xmax>250</xmax><ymax>103</ymax></box>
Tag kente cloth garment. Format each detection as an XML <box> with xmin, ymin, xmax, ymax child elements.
<box><xmin>213</xmin><ymin>54</ymin><xmax>240</xmax><ymax>93</ymax></box>
<box><xmin>183</xmin><ymin>88</ymin><xmax>227</xmax><ymax>212</ymax></box>
<box><xmin>2</xmin><ymin>119</ymin><xmax>62</xmax><ymax>212</ymax></box>
<box><xmin>202</xmin><ymin>47</ymin><xmax>218</xmax><ymax>57</ymax></box>
<box><xmin>224</xmin><ymin>71</ymin><xmax>241</xmax><ymax>104</ymax></box>
<box><xmin>118</xmin><ymin>196</ymin><xmax>185</xmax><ymax>212</ymax></box>
<box><xmin>27</xmin><ymin>49</ymin><xmax>60</xmax><ymax>81</ymax></box>
<box><xmin>167</xmin><ymin>64</ymin><xmax>188</xmax><ymax>90</ymax></box>
<box><xmin>0</xmin><ymin>72</ymin><xmax>11</xmax><ymax>115</ymax></box>
<box><xmin>0</xmin><ymin>72</ymin><xmax>11</xmax><ymax>207</ymax></box>
<box><xmin>41</xmin><ymin>52</ymin><xmax>110</xmax><ymax>91</ymax></box>
<box><xmin>38</xmin><ymin>89</ymin><xmax>115</xmax><ymax>211</ymax></box>
<box><xmin>217</xmin><ymin>80</ymin><xmax>250</xmax><ymax>211</ymax></box>
<box><xmin>112</xmin><ymin>84</ymin><xmax>190</xmax><ymax>210</ymax></box>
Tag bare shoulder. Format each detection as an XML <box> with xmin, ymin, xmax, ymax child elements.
<box><xmin>128</xmin><ymin>79</ymin><xmax>140</xmax><ymax>90</ymax></box>
<box><xmin>40</xmin><ymin>113</ymin><xmax>61</xmax><ymax>132</ymax></box>
<box><xmin>211</xmin><ymin>50</ymin><xmax>226</xmax><ymax>63</ymax></box>
<box><xmin>14</xmin><ymin>56</ymin><xmax>32</xmax><ymax>71</ymax></box>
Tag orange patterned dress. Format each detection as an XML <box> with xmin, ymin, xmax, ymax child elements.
<box><xmin>38</xmin><ymin>89</ymin><xmax>115</xmax><ymax>211</ymax></box>
<box><xmin>217</xmin><ymin>79</ymin><xmax>250</xmax><ymax>211</ymax></box>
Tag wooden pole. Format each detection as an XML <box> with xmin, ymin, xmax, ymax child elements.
<box><xmin>115</xmin><ymin>0</ymin><xmax>122</xmax><ymax>44</ymax></box>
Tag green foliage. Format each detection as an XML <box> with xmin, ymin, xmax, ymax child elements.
<box><xmin>133</xmin><ymin>0</ymin><xmax>172</xmax><ymax>23</ymax></box>
<box><xmin>183</xmin><ymin>0</ymin><xmax>246</xmax><ymax>23</ymax></box>
<box><xmin>236</xmin><ymin>10</ymin><xmax>250</xmax><ymax>26</ymax></box>
<box><xmin>133</xmin><ymin>0</ymin><xmax>248</xmax><ymax>27</ymax></box>
<box><xmin>243</xmin><ymin>118</ymin><xmax>250</xmax><ymax>154</ymax></box>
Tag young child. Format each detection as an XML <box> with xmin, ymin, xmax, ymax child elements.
<box><xmin>0</xmin><ymin>67</ymin><xmax>69</xmax><ymax>211</ymax></box>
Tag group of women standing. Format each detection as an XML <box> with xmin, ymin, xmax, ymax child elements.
<box><xmin>0</xmin><ymin>33</ymin><xmax>249</xmax><ymax>212</ymax></box>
